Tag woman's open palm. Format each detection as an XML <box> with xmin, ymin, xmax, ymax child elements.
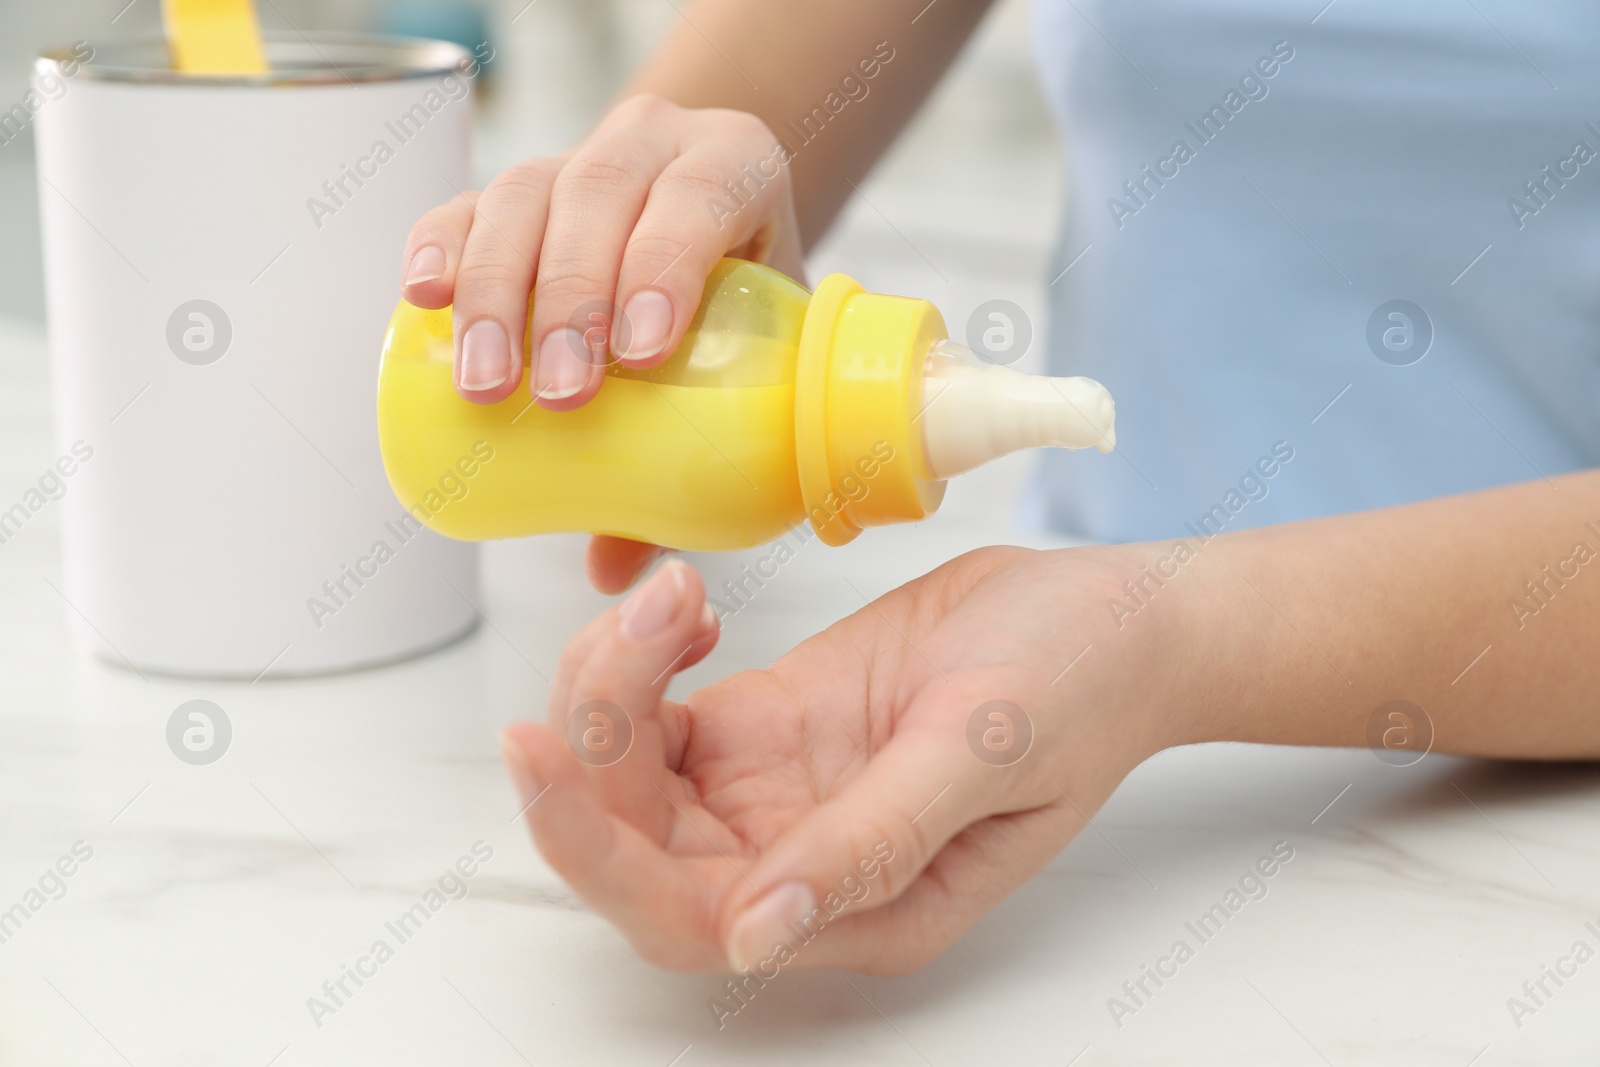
<box><xmin>502</xmin><ymin>547</ymin><xmax>1161</xmax><ymax>974</ymax></box>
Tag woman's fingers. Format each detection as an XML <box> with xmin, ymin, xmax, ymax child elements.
<box><xmin>501</xmin><ymin>721</ymin><xmax>727</xmax><ymax>969</ymax></box>
<box><xmin>450</xmin><ymin>158</ymin><xmax>563</xmax><ymax>404</ymax></box>
<box><xmin>608</xmin><ymin>114</ymin><xmax>795</xmax><ymax>368</ymax></box>
<box><xmin>551</xmin><ymin>560</ymin><xmax>723</xmax><ymax>834</ymax></box>
<box><xmin>504</xmin><ymin>689</ymin><xmax>1070</xmax><ymax>975</ymax></box>
<box><xmin>585</xmin><ymin>535</ymin><xmax>670</xmax><ymax>595</ymax></box>
<box><xmin>526</xmin><ymin>98</ymin><xmax>682</xmax><ymax>409</ymax></box>
<box><xmin>438</xmin><ymin>96</ymin><xmax>801</xmax><ymax>412</ymax></box>
<box><xmin>757</xmin><ymin>802</ymin><xmax>1076</xmax><ymax>975</ymax></box>
<box><xmin>400</xmin><ymin>189</ymin><xmax>478</xmax><ymax>311</ymax></box>
<box><xmin>408</xmin><ymin>94</ymin><xmax>807</xmax><ymax>447</ymax></box>
<box><xmin>548</xmin><ymin>557</ymin><xmax>713</xmax><ymax>723</ymax></box>
<box><xmin>505</xmin><ymin>560</ymin><xmax>733</xmax><ymax>969</ymax></box>
<box><xmin>715</xmin><ymin>704</ymin><xmax>996</xmax><ymax>972</ymax></box>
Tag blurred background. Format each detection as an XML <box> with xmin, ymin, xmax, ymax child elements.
<box><xmin>0</xmin><ymin>0</ymin><xmax>1061</xmax><ymax>338</ymax></box>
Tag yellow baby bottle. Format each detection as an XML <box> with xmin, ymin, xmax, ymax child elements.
<box><xmin>376</xmin><ymin>259</ymin><xmax>1116</xmax><ymax>551</ymax></box>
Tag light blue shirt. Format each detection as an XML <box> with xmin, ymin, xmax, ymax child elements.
<box><xmin>1029</xmin><ymin>0</ymin><xmax>1600</xmax><ymax>543</ymax></box>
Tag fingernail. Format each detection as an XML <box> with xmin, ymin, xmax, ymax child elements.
<box><xmin>535</xmin><ymin>328</ymin><xmax>592</xmax><ymax>401</ymax></box>
<box><xmin>459</xmin><ymin>320</ymin><xmax>512</xmax><ymax>392</ymax></box>
<box><xmin>404</xmin><ymin>244</ymin><xmax>446</xmax><ymax>286</ymax></box>
<box><xmin>619</xmin><ymin>560</ymin><xmax>687</xmax><ymax>642</ymax></box>
<box><xmin>698</xmin><ymin>601</ymin><xmax>717</xmax><ymax>632</ymax></box>
<box><xmin>615</xmin><ymin>289</ymin><xmax>673</xmax><ymax>364</ymax></box>
<box><xmin>500</xmin><ymin>734</ymin><xmax>545</xmax><ymax>811</ymax></box>
<box><xmin>727</xmin><ymin>881</ymin><xmax>816</xmax><ymax>972</ymax></box>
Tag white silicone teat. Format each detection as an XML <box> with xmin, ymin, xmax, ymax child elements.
<box><xmin>918</xmin><ymin>341</ymin><xmax>1116</xmax><ymax>481</ymax></box>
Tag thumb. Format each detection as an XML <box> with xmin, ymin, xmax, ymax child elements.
<box><xmin>585</xmin><ymin>535</ymin><xmax>669</xmax><ymax>594</ymax></box>
<box><xmin>716</xmin><ymin>688</ymin><xmax>1018</xmax><ymax>972</ymax></box>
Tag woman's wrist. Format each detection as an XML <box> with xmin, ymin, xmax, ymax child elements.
<box><xmin>1105</xmin><ymin>539</ymin><xmax>1241</xmax><ymax>752</ymax></box>
<box><xmin>1052</xmin><ymin>536</ymin><xmax>1289</xmax><ymax>755</ymax></box>
<box><xmin>1026</xmin><ymin>541</ymin><xmax>1210</xmax><ymax>762</ymax></box>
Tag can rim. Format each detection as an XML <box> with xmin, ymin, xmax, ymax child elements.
<box><xmin>36</xmin><ymin>33</ymin><xmax>473</xmax><ymax>86</ymax></box>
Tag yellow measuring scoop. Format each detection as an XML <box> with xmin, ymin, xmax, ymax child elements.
<box><xmin>163</xmin><ymin>0</ymin><xmax>268</xmax><ymax>74</ymax></box>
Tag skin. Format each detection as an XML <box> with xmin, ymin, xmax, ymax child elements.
<box><xmin>504</xmin><ymin>471</ymin><xmax>1600</xmax><ymax>973</ymax></box>
<box><xmin>400</xmin><ymin>1</ymin><xmax>1600</xmax><ymax>972</ymax></box>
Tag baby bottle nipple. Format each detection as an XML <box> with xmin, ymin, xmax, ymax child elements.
<box><xmin>917</xmin><ymin>339</ymin><xmax>1116</xmax><ymax>480</ymax></box>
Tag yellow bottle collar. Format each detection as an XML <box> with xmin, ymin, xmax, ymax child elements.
<box><xmin>794</xmin><ymin>273</ymin><xmax>947</xmax><ymax>546</ymax></box>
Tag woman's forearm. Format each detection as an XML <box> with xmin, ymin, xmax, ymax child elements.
<box><xmin>623</xmin><ymin>0</ymin><xmax>994</xmax><ymax>247</ymax></box>
<box><xmin>1150</xmin><ymin>469</ymin><xmax>1600</xmax><ymax>757</ymax></box>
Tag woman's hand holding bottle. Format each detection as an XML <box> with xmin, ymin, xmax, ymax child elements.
<box><xmin>399</xmin><ymin>95</ymin><xmax>805</xmax><ymax>591</ymax></box>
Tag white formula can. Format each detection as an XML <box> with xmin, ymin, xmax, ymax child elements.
<box><xmin>33</xmin><ymin>35</ymin><xmax>482</xmax><ymax>676</ymax></box>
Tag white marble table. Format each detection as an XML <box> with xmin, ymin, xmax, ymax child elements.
<box><xmin>2</xmin><ymin>306</ymin><xmax>1598</xmax><ymax>1067</ymax></box>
